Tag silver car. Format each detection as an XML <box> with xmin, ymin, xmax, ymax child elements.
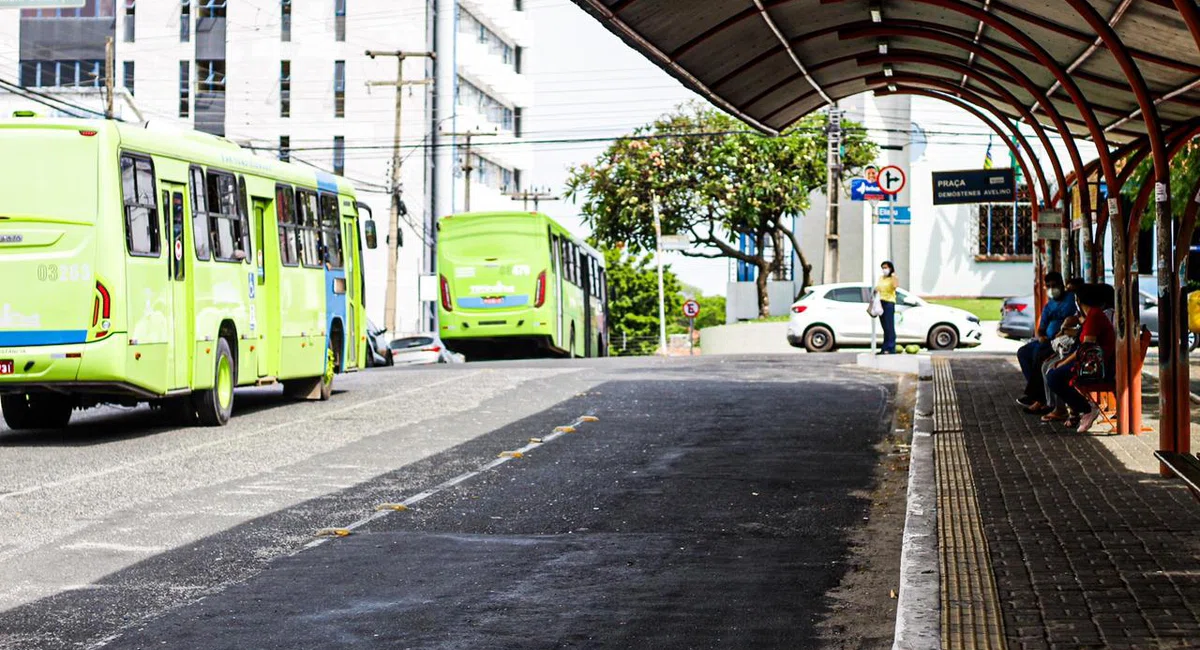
<box><xmin>389</xmin><ymin>334</ymin><xmax>466</xmax><ymax>365</ymax></box>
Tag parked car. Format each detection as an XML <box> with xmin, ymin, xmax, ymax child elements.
<box><xmin>786</xmin><ymin>283</ymin><xmax>983</xmax><ymax>352</ymax></box>
<box><xmin>389</xmin><ymin>333</ymin><xmax>465</xmax><ymax>365</ymax></box>
<box><xmin>365</xmin><ymin>320</ymin><xmax>392</xmax><ymax>367</ymax></box>
<box><xmin>998</xmin><ymin>296</ymin><xmax>1036</xmax><ymax>339</ymax></box>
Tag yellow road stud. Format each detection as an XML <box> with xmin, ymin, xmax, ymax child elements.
<box><xmin>554</xmin><ymin>426</ymin><xmax>576</xmax><ymax>433</ymax></box>
<box><xmin>580</xmin><ymin>416</ymin><xmax>599</xmax><ymax>423</ymax></box>
<box><xmin>315</xmin><ymin>528</ymin><xmax>351</xmax><ymax>537</ymax></box>
<box><xmin>499</xmin><ymin>451</ymin><xmax>524</xmax><ymax>458</ymax></box>
<box><xmin>375</xmin><ymin>503</ymin><xmax>409</xmax><ymax>511</ymax></box>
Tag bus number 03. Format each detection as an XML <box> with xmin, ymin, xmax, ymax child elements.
<box><xmin>37</xmin><ymin>264</ymin><xmax>90</xmax><ymax>282</ymax></box>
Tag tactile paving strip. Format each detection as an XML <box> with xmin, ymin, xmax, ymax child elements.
<box><xmin>934</xmin><ymin>358</ymin><xmax>1006</xmax><ymax>650</ymax></box>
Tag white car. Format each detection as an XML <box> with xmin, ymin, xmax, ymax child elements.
<box><xmin>786</xmin><ymin>283</ymin><xmax>983</xmax><ymax>353</ymax></box>
<box><xmin>389</xmin><ymin>334</ymin><xmax>466</xmax><ymax>365</ymax></box>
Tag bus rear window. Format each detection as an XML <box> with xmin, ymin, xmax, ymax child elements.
<box><xmin>0</xmin><ymin>128</ymin><xmax>98</xmax><ymax>223</ymax></box>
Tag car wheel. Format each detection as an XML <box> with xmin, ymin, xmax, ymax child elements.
<box><xmin>928</xmin><ymin>324</ymin><xmax>959</xmax><ymax>351</ymax></box>
<box><xmin>803</xmin><ymin>325</ymin><xmax>836</xmax><ymax>353</ymax></box>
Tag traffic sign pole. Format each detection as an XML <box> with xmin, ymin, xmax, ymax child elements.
<box><xmin>689</xmin><ymin>317</ymin><xmax>695</xmax><ymax>356</ymax></box>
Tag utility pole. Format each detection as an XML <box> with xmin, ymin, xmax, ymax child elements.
<box><xmin>822</xmin><ymin>103</ymin><xmax>842</xmax><ymax>283</ymax></box>
<box><xmin>366</xmin><ymin>49</ymin><xmax>434</xmax><ymax>337</ymax></box>
<box><xmin>104</xmin><ymin>37</ymin><xmax>115</xmax><ymax>119</ymax></box>
<box><xmin>506</xmin><ymin>189</ymin><xmax>559</xmax><ymax>212</ymax></box>
<box><xmin>441</xmin><ymin>130</ymin><xmax>496</xmax><ymax>212</ymax></box>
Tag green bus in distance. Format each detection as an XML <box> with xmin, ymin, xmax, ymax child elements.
<box><xmin>437</xmin><ymin>211</ymin><xmax>607</xmax><ymax>359</ymax></box>
<box><xmin>0</xmin><ymin>116</ymin><xmax>379</xmax><ymax>429</ymax></box>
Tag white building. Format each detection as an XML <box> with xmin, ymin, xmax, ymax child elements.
<box><xmin>0</xmin><ymin>0</ymin><xmax>532</xmax><ymax>335</ymax></box>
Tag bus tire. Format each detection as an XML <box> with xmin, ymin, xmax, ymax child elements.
<box><xmin>1</xmin><ymin>393</ymin><xmax>73</xmax><ymax>430</ymax></box>
<box><xmin>195</xmin><ymin>338</ymin><xmax>235</xmax><ymax>426</ymax></box>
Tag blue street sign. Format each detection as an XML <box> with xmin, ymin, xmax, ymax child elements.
<box><xmin>877</xmin><ymin>205</ymin><xmax>911</xmax><ymax>225</ymax></box>
<box><xmin>850</xmin><ymin>178</ymin><xmax>887</xmax><ymax>202</ymax></box>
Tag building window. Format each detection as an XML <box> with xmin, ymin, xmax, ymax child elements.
<box><xmin>180</xmin><ymin>0</ymin><xmax>190</xmax><ymax>41</ymax></box>
<box><xmin>123</xmin><ymin>61</ymin><xmax>134</xmax><ymax>95</ymax></box>
<box><xmin>179</xmin><ymin>61</ymin><xmax>190</xmax><ymax>117</ymax></box>
<box><xmin>21</xmin><ymin>60</ymin><xmax>105</xmax><ymax>88</ymax></box>
<box><xmin>334</xmin><ymin>60</ymin><xmax>345</xmax><ymax>117</ymax></box>
<box><xmin>198</xmin><ymin>60</ymin><xmax>225</xmax><ymax>93</ymax></box>
<box><xmin>459</xmin><ymin>9</ymin><xmax>518</xmax><ymax>72</ymax></box>
<box><xmin>279</xmin><ymin>135</ymin><xmax>290</xmax><ymax>162</ymax></box>
<box><xmin>514</xmin><ymin>107</ymin><xmax>523</xmax><ymax>138</ymax></box>
<box><xmin>514</xmin><ymin>0</ymin><xmax>522</xmax><ymax>9</ymax></box>
<box><xmin>280</xmin><ymin>61</ymin><xmax>291</xmax><ymax>117</ymax></box>
<box><xmin>198</xmin><ymin>0</ymin><xmax>225</xmax><ymax>18</ymax></box>
<box><xmin>514</xmin><ymin>46</ymin><xmax>522</xmax><ymax>74</ymax></box>
<box><xmin>22</xmin><ymin>1</ymin><xmax>117</xmax><ymax>18</ymax></box>
<box><xmin>457</xmin><ymin>77</ymin><xmax>514</xmax><ymax>131</ymax></box>
<box><xmin>334</xmin><ymin>0</ymin><xmax>346</xmax><ymax>41</ymax></box>
<box><xmin>333</xmin><ymin>136</ymin><xmax>345</xmax><ymax>176</ymax></box>
<box><xmin>460</xmin><ymin>153</ymin><xmax>517</xmax><ymax>192</ymax></box>
<box><xmin>281</xmin><ymin>0</ymin><xmax>291</xmax><ymax>41</ymax></box>
<box><xmin>123</xmin><ymin>0</ymin><xmax>135</xmax><ymax>42</ymax></box>
<box><xmin>976</xmin><ymin>201</ymin><xmax>1033</xmax><ymax>260</ymax></box>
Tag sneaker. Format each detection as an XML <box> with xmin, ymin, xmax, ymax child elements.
<box><xmin>1077</xmin><ymin>409</ymin><xmax>1101</xmax><ymax>433</ymax></box>
<box><xmin>1016</xmin><ymin>395</ymin><xmax>1036</xmax><ymax>408</ymax></box>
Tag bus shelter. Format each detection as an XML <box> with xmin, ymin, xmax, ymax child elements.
<box><xmin>572</xmin><ymin>0</ymin><xmax>1200</xmax><ymax>467</ymax></box>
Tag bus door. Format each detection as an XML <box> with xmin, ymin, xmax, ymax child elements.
<box><xmin>252</xmin><ymin>197</ymin><xmax>274</xmax><ymax>378</ymax></box>
<box><xmin>340</xmin><ymin>200</ymin><xmax>360</xmax><ymax>370</ymax></box>
<box><xmin>552</xmin><ymin>235</ymin><xmax>564</xmax><ymax>345</ymax></box>
<box><xmin>581</xmin><ymin>251</ymin><xmax>593</xmax><ymax>357</ymax></box>
<box><xmin>162</xmin><ymin>182</ymin><xmax>191</xmax><ymax>390</ymax></box>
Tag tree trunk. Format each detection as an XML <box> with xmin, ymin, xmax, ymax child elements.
<box><xmin>756</xmin><ymin>260</ymin><xmax>771</xmax><ymax>318</ymax></box>
<box><xmin>771</xmin><ymin>229</ymin><xmax>786</xmax><ymax>280</ymax></box>
<box><xmin>796</xmin><ymin>248</ymin><xmax>813</xmax><ymax>298</ymax></box>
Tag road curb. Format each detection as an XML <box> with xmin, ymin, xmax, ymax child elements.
<box><xmin>893</xmin><ymin>373</ymin><xmax>941</xmax><ymax>650</ymax></box>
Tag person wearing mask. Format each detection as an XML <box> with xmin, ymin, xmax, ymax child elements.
<box><xmin>875</xmin><ymin>261</ymin><xmax>899</xmax><ymax>354</ymax></box>
<box><xmin>1016</xmin><ymin>272</ymin><xmax>1076</xmax><ymax>408</ymax></box>
<box><xmin>1046</xmin><ymin>284</ymin><xmax>1116</xmax><ymax>432</ymax></box>
<box><xmin>1024</xmin><ymin>277</ymin><xmax>1085</xmax><ymax>416</ymax></box>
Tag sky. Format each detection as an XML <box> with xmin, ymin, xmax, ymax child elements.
<box><xmin>521</xmin><ymin>0</ymin><xmax>728</xmax><ymax>296</ymax></box>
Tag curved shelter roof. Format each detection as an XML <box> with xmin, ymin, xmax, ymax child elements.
<box><xmin>569</xmin><ymin>0</ymin><xmax>1200</xmax><ymax>144</ymax></box>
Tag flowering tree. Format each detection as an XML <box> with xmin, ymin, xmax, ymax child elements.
<box><xmin>565</xmin><ymin>104</ymin><xmax>876</xmax><ymax>317</ymax></box>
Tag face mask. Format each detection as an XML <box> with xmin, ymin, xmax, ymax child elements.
<box><xmin>1050</xmin><ymin>287</ymin><xmax>1064</xmax><ymax>299</ymax></box>
<box><xmin>882</xmin><ymin>268</ymin><xmax>892</xmax><ymax>277</ymax></box>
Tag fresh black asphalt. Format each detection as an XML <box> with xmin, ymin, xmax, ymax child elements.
<box><xmin>1</xmin><ymin>355</ymin><xmax>898</xmax><ymax>649</ymax></box>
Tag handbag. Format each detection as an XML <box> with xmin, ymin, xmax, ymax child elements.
<box><xmin>867</xmin><ymin>293</ymin><xmax>884</xmax><ymax>318</ymax></box>
<box><xmin>1075</xmin><ymin>343</ymin><xmax>1106</xmax><ymax>385</ymax></box>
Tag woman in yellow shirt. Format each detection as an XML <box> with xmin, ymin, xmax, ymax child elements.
<box><xmin>875</xmin><ymin>261</ymin><xmax>899</xmax><ymax>354</ymax></box>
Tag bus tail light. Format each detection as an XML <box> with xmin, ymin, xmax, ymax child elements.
<box><xmin>94</xmin><ymin>281</ymin><xmax>112</xmax><ymax>338</ymax></box>
<box><xmin>534</xmin><ymin>271</ymin><xmax>547</xmax><ymax>308</ymax></box>
<box><xmin>439</xmin><ymin>275</ymin><xmax>453</xmax><ymax>312</ymax></box>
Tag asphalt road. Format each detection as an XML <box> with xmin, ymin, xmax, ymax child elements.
<box><xmin>0</xmin><ymin>355</ymin><xmax>902</xmax><ymax>649</ymax></box>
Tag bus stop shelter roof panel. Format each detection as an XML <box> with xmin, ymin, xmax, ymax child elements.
<box><xmin>571</xmin><ymin>0</ymin><xmax>1200</xmax><ymax>139</ymax></box>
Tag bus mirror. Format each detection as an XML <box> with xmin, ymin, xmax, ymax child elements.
<box><xmin>364</xmin><ymin>220</ymin><xmax>378</xmax><ymax>249</ymax></box>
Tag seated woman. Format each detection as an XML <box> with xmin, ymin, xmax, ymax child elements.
<box><xmin>1046</xmin><ymin>284</ymin><xmax>1116</xmax><ymax>433</ymax></box>
<box><xmin>1029</xmin><ymin>315</ymin><xmax>1081</xmax><ymax>422</ymax></box>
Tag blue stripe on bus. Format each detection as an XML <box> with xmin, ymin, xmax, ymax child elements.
<box><xmin>316</xmin><ymin>172</ymin><xmax>340</xmax><ymax>194</ymax></box>
<box><xmin>0</xmin><ymin>330</ymin><xmax>88</xmax><ymax>346</ymax></box>
<box><xmin>457</xmin><ymin>296</ymin><xmax>530</xmax><ymax>309</ymax></box>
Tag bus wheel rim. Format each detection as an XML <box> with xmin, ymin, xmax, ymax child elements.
<box><xmin>217</xmin><ymin>356</ymin><xmax>233</xmax><ymax>410</ymax></box>
<box><xmin>324</xmin><ymin>348</ymin><xmax>335</xmax><ymax>385</ymax></box>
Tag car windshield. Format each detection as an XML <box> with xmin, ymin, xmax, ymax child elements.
<box><xmin>390</xmin><ymin>337</ymin><xmax>434</xmax><ymax>350</ymax></box>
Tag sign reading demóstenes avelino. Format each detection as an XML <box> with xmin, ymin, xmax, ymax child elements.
<box><xmin>932</xmin><ymin>168</ymin><xmax>1016</xmax><ymax>205</ymax></box>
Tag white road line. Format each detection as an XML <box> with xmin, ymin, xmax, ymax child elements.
<box><xmin>0</xmin><ymin>372</ymin><xmax>481</xmax><ymax>502</ymax></box>
<box><xmin>302</xmin><ymin>415</ymin><xmax>593</xmax><ymax>550</ymax></box>
<box><xmin>61</xmin><ymin>542</ymin><xmax>169</xmax><ymax>554</ymax></box>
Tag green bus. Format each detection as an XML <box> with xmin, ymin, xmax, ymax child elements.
<box><xmin>0</xmin><ymin>116</ymin><xmax>378</xmax><ymax>429</ymax></box>
<box><xmin>437</xmin><ymin>211</ymin><xmax>607</xmax><ymax>359</ymax></box>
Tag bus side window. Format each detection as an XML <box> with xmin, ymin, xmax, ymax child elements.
<box><xmin>276</xmin><ymin>185</ymin><xmax>299</xmax><ymax>266</ymax></box>
<box><xmin>318</xmin><ymin>193</ymin><xmax>343</xmax><ymax>269</ymax></box>
<box><xmin>295</xmin><ymin>190</ymin><xmax>321</xmax><ymax>268</ymax></box>
<box><xmin>206</xmin><ymin>171</ymin><xmax>243</xmax><ymax>262</ymax></box>
<box><xmin>237</xmin><ymin>176</ymin><xmax>252</xmax><ymax>264</ymax></box>
<box><xmin>190</xmin><ymin>166</ymin><xmax>211</xmax><ymax>261</ymax></box>
<box><xmin>121</xmin><ymin>154</ymin><xmax>160</xmax><ymax>257</ymax></box>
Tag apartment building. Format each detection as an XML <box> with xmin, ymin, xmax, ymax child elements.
<box><xmin>0</xmin><ymin>0</ymin><xmax>533</xmax><ymax>334</ymax></box>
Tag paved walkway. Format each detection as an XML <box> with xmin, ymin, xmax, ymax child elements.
<box><xmin>940</xmin><ymin>357</ymin><xmax>1200</xmax><ymax>650</ymax></box>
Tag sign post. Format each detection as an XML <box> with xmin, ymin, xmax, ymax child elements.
<box><xmin>682</xmin><ymin>299</ymin><xmax>701</xmax><ymax>356</ymax></box>
<box><xmin>868</xmin><ymin>198</ymin><xmax>879</xmax><ymax>355</ymax></box>
<box><xmin>878</xmin><ymin>165</ymin><xmax>906</xmax><ymax>265</ymax></box>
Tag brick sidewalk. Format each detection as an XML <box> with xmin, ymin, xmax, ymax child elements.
<box><xmin>945</xmin><ymin>357</ymin><xmax>1200</xmax><ymax>649</ymax></box>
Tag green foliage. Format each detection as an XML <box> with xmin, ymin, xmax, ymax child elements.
<box><xmin>604</xmin><ymin>246</ymin><xmax>682</xmax><ymax>355</ymax></box>
<box><xmin>672</xmin><ymin>292</ymin><xmax>725</xmax><ymax>332</ymax></box>
<box><xmin>565</xmin><ymin>103</ymin><xmax>878</xmax><ymax>317</ymax></box>
<box><xmin>1122</xmin><ymin>143</ymin><xmax>1200</xmax><ymax>230</ymax></box>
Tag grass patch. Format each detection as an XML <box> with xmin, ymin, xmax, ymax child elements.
<box><xmin>927</xmin><ymin>298</ymin><xmax>1003</xmax><ymax>321</ymax></box>
<box><xmin>748</xmin><ymin>315</ymin><xmax>791</xmax><ymax>323</ymax></box>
